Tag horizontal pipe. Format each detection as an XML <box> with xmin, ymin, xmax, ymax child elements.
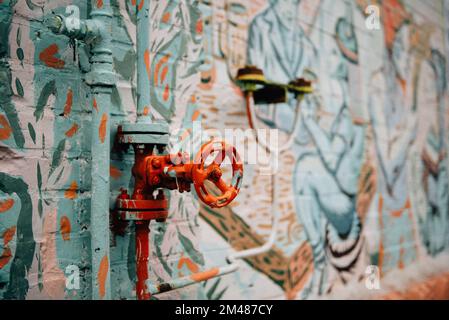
<box><xmin>44</xmin><ymin>14</ymin><xmax>100</xmax><ymax>42</ymax></box>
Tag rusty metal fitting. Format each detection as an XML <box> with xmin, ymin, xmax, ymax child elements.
<box><xmin>152</xmin><ymin>158</ymin><xmax>162</xmax><ymax>169</ymax></box>
<box><xmin>288</xmin><ymin>77</ymin><xmax>313</xmax><ymax>97</ymax></box>
<box><xmin>151</xmin><ymin>175</ymin><xmax>161</xmax><ymax>186</ymax></box>
<box><xmin>236</xmin><ymin>65</ymin><xmax>266</xmax><ymax>85</ymax></box>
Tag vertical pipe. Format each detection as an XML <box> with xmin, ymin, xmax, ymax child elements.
<box><xmin>135</xmin><ymin>0</ymin><xmax>152</xmax><ymax>300</ymax></box>
<box><xmin>136</xmin><ymin>0</ymin><xmax>152</xmax><ymax>123</ymax></box>
<box><xmin>135</xmin><ymin>0</ymin><xmax>155</xmax><ymax>300</ymax></box>
<box><xmin>136</xmin><ymin>221</ymin><xmax>151</xmax><ymax>300</ymax></box>
<box><xmin>90</xmin><ymin>90</ymin><xmax>112</xmax><ymax>300</ymax></box>
<box><xmin>45</xmin><ymin>0</ymin><xmax>115</xmax><ymax>301</ymax></box>
<box><xmin>88</xmin><ymin>0</ymin><xmax>114</xmax><ymax>300</ymax></box>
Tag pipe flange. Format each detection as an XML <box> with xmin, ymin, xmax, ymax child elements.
<box><xmin>287</xmin><ymin>78</ymin><xmax>313</xmax><ymax>97</ymax></box>
<box><xmin>116</xmin><ymin>193</ymin><xmax>169</xmax><ymax>222</ymax></box>
<box><xmin>117</xmin><ymin>120</ymin><xmax>169</xmax><ymax>146</ymax></box>
<box><xmin>236</xmin><ymin>65</ymin><xmax>266</xmax><ymax>84</ymax></box>
<box><xmin>235</xmin><ymin>65</ymin><xmax>266</xmax><ymax>92</ymax></box>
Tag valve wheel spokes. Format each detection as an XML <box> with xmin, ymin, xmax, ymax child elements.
<box><xmin>192</xmin><ymin>140</ymin><xmax>243</xmax><ymax>208</ymax></box>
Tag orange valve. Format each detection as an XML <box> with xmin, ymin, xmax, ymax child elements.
<box><xmin>191</xmin><ymin>140</ymin><xmax>243</xmax><ymax>208</ymax></box>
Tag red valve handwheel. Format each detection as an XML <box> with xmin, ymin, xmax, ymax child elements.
<box><xmin>191</xmin><ymin>140</ymin><xmax>243</xmax><ymax>208</ymax></box>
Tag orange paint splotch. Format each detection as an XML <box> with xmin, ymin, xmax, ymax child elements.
<box><xmin>60</xmin><ymin>216</ymin><xmax>71</xmax><ymax>241</ymax></box>
<box><xmin>142</xmin><ymin>106</ymin><xmax>150</xmax><ymax>116</ymax></box>
<box><xmin>154</xmin><ymin>54</ymin><xmax>170</xmax><ymax>85</ymax></box>
<box><xmin>39</xmin><ymin>44</ymin><xmax>65</xmax><ymax>69</ymax></box>
<box><xmin>191</xmin><ymin>267</ymin><xmax>219</xmax><ymax>282</ymax></box>
<box><xmin>97</xmin><ymin>0</ymin><xmax>104</xmax><ymax>8</ymax></box>
<box><xmin>98</xmin><ymin>255</ymin><xmax>109</xmax><ymax>299</ymax></box>
<box><xmin>63</xmin><ymin>89</ymin><xmax>73</xmax><ymax>117</ymax></box>
<box><xmin>196</xmin><ymin>19</ymin><xmax>203</xmax><ymax>34</ymax></box>
<box><xmin>0</xmin><ymin>248</ymin><xmax>12</xmax><ymax>270</ymax></box>
<box><xmin>99</xmin><ymin>113</ymin><xmax>108</xmax><ymax>144</ymax></box>
<box><xmin>144</xmin><ymin>49</ymin><xmax>151</xmax><ymax>79</ymax></box>
<box><xmin>65</xmin><ymin>123</ymin><xmax>79</xmax><ymax>138</ymax></box>
<box><xmin>64</xmin><ymin>181</ymin><xmax>78</xmax><ymax>200</ymax></box>
<box><xmin>0</xmin><ymin>115</ymin><xmax>12</xmax><ymax>140</ymax></box>
<box><xmin>0</xmin><ymin>226</ymin><xmax>16</xmax><ymax>270</ymax></box>
<box><xmin>163</xmin><ymin>84</ymin><xmax>170</xmax><ymax>102</ymax></box>
<box><xmin>399</xmin><ymin>78</ymin><xmax>407</xmax><ymax>95</ymax></box>
<box><xmin>160</xmin><ymin>66</ymin><xmax>169</xmax><ymax>83</ymax></box>
<box><xmin>177</xmin><ymin>255</ymin><xmax>199</xmax><ymax>273</ymax></box>
<box><xmin>191</xmin><ymin>110</ymin><xmax>201</xmax><ymax>121</ymax></box>
<box><xmin>0</xmin><ymin>199</ymin><xmax>14</xmax><ymax>213</ymax></box>
<box><xmin>398</xmin><ymin>236</ymin><xmax>405</xmax><ymax>269</ymax></box>
<box><xmin>162</xmin><ymin>12</ymin><xmax>171</xmax><ymax>23</ymax></box>
<box><xmin>110</xmin><ymin>165</ymin><xmax>122</xmax><ymax>179</ymax></box>
<box><xmin>3</xmin><ymin>226</ymin><xmax>16</xmax><ymax>246</ymax></box>
<box><xmin>93</xmin><ymin>98</ymin><xmax>98</xmax><ymax>112</ymax></box>
<box><xmin>137</xmin><ymin>0</ymin><xmax>145</xmax><ymax>11</ymax></box>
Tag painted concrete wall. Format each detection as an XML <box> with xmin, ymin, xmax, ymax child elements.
<box><xmin>0</xmin><ymin>0</ymin><xmax>448</xmax><ymax>300</ymax></box>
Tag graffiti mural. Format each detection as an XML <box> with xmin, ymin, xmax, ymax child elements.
<box><xmin>195</xmin><ymin>0</ymin><xmax>449</xmax><ymax>300</ymax></box>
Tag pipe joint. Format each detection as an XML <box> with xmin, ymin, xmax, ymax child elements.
<box><xmin>45</xmin><ymin>14</ymin><xmax>100</xmax><ymax>43</ymax></box>
<box><xmin>85</xmin><ymin>68</ymin><xmax>116</xmax><ymax>87</ymax></box>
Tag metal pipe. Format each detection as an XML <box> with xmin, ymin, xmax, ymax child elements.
<box><xmin>86</xmin><ymin>0</ymin><xmax>114</xmax><ymax>301</ymax></box>
<box><xmin>136</xmin><ymin>220</ymin><xmax>151</xmax><ymax>300</ymax></box>
<box><xmin>133</xmin><ymin>0</ymin><xmax>153</xmax><ymax>300</ymax></box>
<box><xmin>89</xmin><ymin>88</ymin><xmax>112</xmax><ymax>301</ymax></box>
<box><xmin>136</xmin><ymin>0</ymin><xmax>152</xmax><ymax>123</ymax></box>
<box><xmin>45</xmin><ymin>0</ymin><xmax>115</xmax><ymax>300</ymax></box>
<box><xmin>147</xmin><ymin>173</ymin><xmax>280</xmax><ymax>295</ymax></box>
